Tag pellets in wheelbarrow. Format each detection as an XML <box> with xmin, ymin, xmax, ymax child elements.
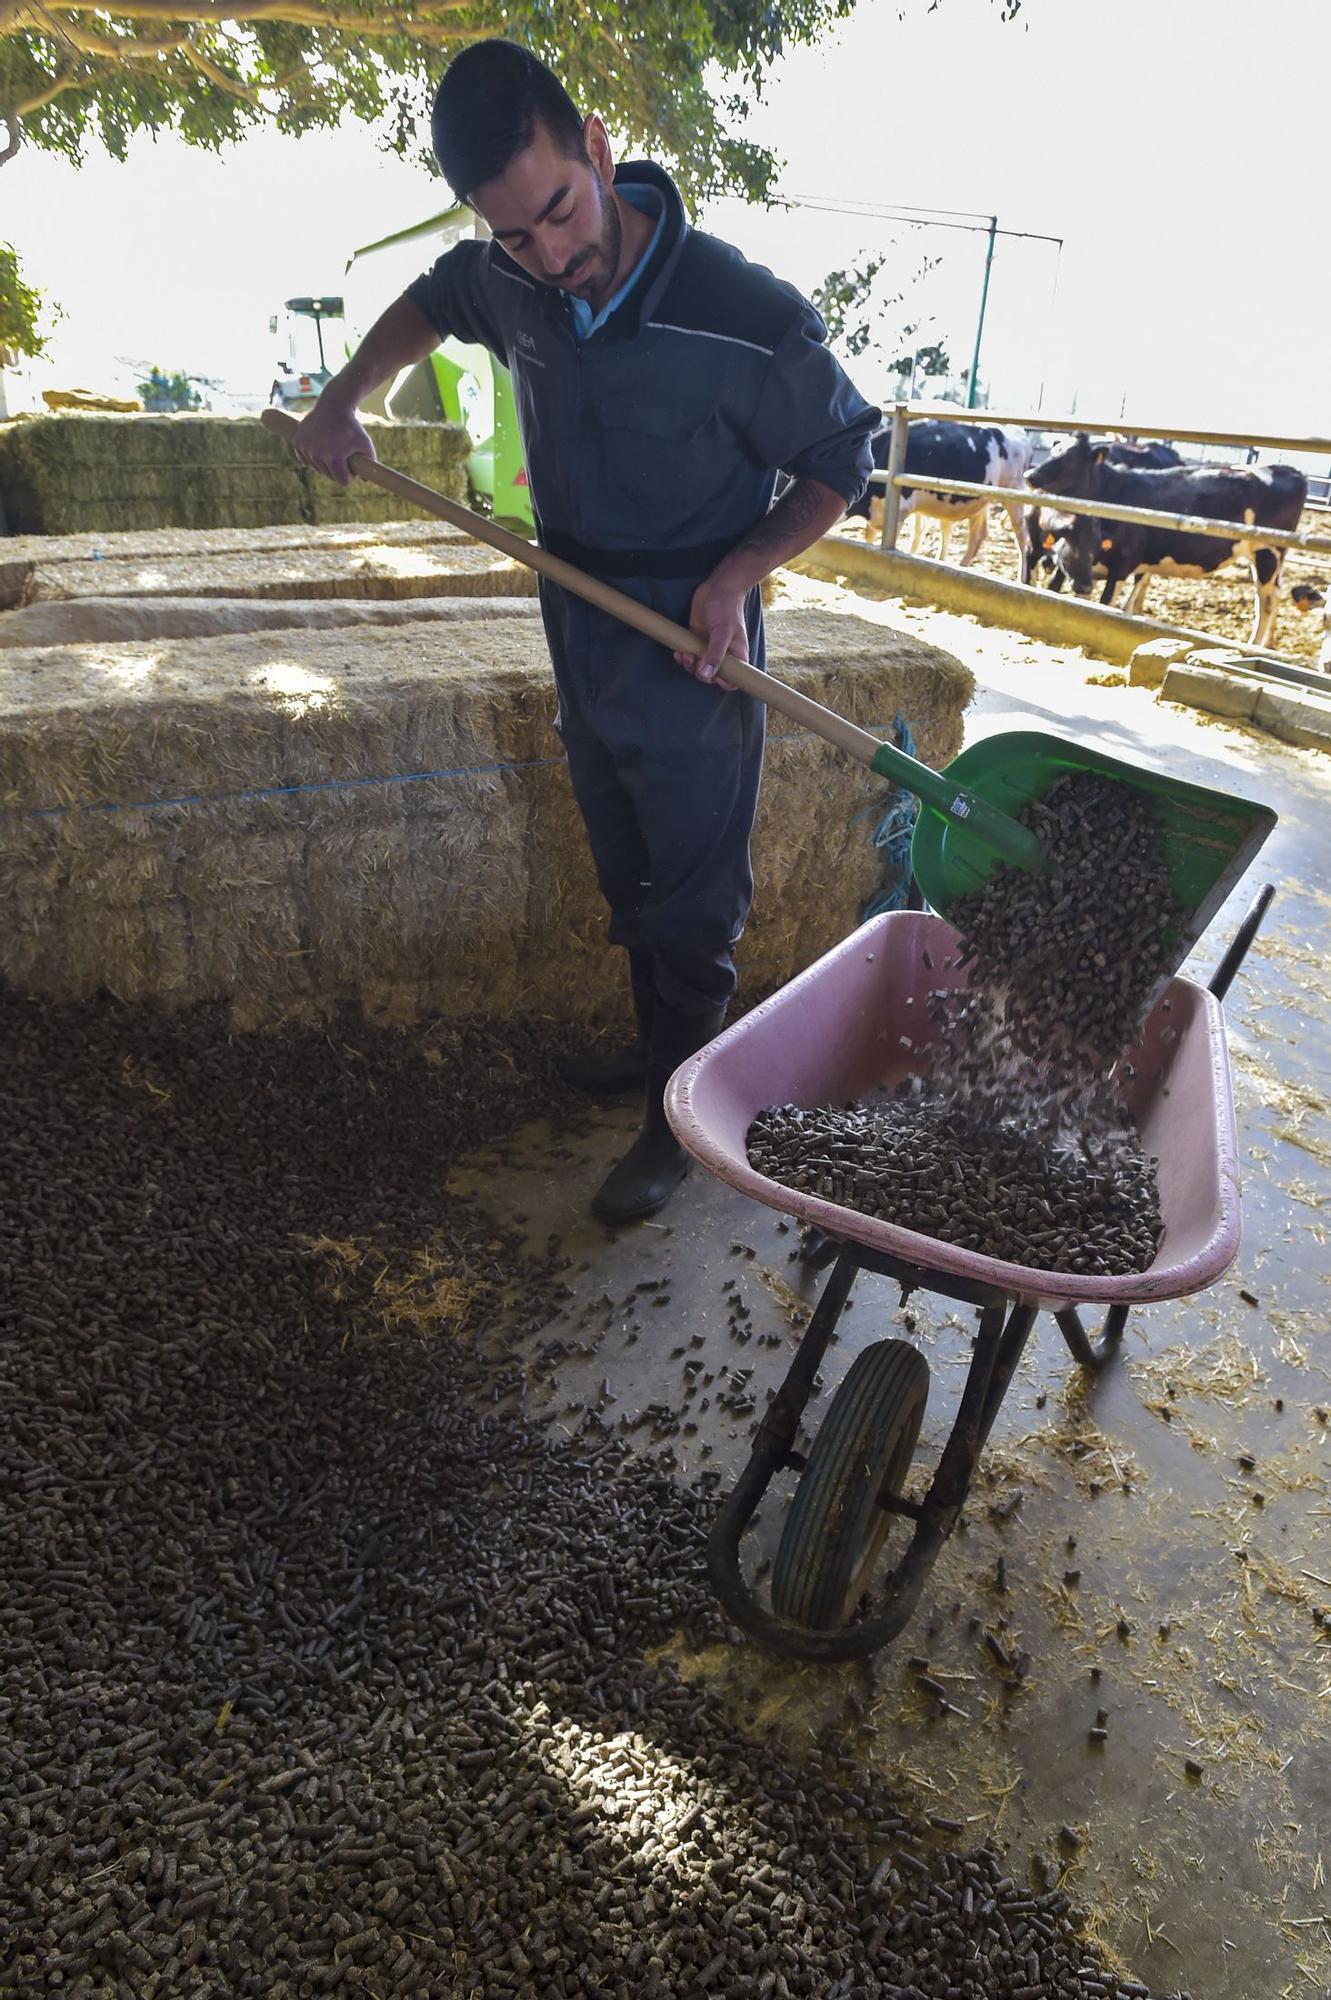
<box><xmin>748</xmin><ymin>773</ymin><xmax>1175</xmax><ymax>1274</ymax></box>
<box><xmin>1</xmin><ymin>987</ymin><xmax>1185</xmax><ymax>2000</ymax></box>
<box><xmin>747</xmin><ymin>1092</ymin><xmax>1161</xmax><ymax>1275</ymax></box>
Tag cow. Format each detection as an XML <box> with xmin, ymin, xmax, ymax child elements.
<box><xmin>1028</xmin><ymin>433</ymin><xmax>1307</xmax><ymax>648</ymax></box>
<box><xmin>846</xmin><ymin>420</ymin><xmax>1032</xmax><ymax>568</ymax></box>
<box><xmin>1023</xmin><ymin>440</ymin><xmax>1185</xmax><ymax>591</ymax></box>
<box><xmin>1290</xmin><ymin>581</ymin><xmax>1326</xmax><ymax>615</ymax></box>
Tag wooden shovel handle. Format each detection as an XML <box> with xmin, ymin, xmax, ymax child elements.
<box><xmin>260</xmin><ymin>406</ymin><xmax>882</xmax><ymax>768</ymax></box>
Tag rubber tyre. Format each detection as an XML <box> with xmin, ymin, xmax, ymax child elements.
<box><xmin>771</xmin><ymin>1338</ymin><xmax>930</xmax><ymax>1632</ymax></box>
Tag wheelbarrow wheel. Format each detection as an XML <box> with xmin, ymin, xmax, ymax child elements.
<box><xmin>771</xmin><ymin>1338</ymin><xmax>929</xmax><ymax>1632</ymax></box>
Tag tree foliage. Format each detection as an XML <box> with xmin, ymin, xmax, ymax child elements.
<box><xmin>137</xmin><ymin>364</ymin><xmax>201</xmax><ymax>408</ymax></box>
<box><xmin>811</xmin><ymin>253</ymin><xmax>888</xmax><ymax>358</ymax></box>
<box><xmin>812</xmin><ymin>247</ymin><xmax>944</xmax><ymax>359</ymax></box>
<box><xmin>0</xmin><ymin>0</ymin><xmax>855</xmax><ymax>205</ymax></box>
<box><xmin>0</xmin><ymin>238</ymin><xmax>53</xmax><ymax>356</ymax></box>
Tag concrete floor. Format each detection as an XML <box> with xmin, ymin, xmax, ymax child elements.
<box><xmin>452</xmin><ymin>578</ymin><xmax>1331</xmax><ymax>2000</ymax></box>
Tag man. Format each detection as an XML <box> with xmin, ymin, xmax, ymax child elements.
<box><xmin>291</xmin><ymin>40</ymin><xmax>878</xmax><ymax>1225</ymax></box>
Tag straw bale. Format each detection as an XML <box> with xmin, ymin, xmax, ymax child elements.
<box><xmin>0</xmin><ymin>413</ymin><xmax>469</xmax><ymax>535</ymax></box>
<box><xmin>188</xmin><ymin>887</ymin><xmax>312</xmax><ymax>1027</ymax></box>
<box><xmin>18</xmin><ymin>542</ymin><xmax>537</xmax><ymax>608</ymax></box>
<box><xmin>0</xmin><ymin>606</ymin><xmax>972</xmax><ymax>1026</ymax></box>
<box><xmin>0</xmin><ymin>593</ymin><xmax>541</xmax><ymax>648</ymax></box>
<box><xmin>0</xmin><ymin>518</ymin><xmax>476</xmax><ymax>610</ymax></box>
<box><xmin>30</xmin><ymin>896</ymin><xmax>196</xmax><ymax>1005</ymax></box>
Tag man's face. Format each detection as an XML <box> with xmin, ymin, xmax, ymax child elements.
<box><xmin>471</xmin><ymin>115</ymin><xmax>622</xmax><ymax>309</ymax></box>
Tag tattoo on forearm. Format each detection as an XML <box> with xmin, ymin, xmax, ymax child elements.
<box><xmin>733</xmin><ymin>479</ymin><xmax>828</xmax><ymax>561</ymax></box>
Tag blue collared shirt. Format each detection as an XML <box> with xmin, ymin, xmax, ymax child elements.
<box><xmin>565</xmin><ymin>185</ymin><xmax>665</xmax><ymax>341</ymax></box>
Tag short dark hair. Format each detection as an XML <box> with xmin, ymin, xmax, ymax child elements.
<box><xmin>431</xmin><ymin>40</ymin><xmax>587</xmax><ymax>201</ymax></box>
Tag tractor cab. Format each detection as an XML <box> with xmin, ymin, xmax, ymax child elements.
<box><xmin>268</xmin><ymin>296</ymin><xmax>345</xmax><ymax>414</ymax></box>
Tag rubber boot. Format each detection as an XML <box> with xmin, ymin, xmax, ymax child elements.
<box><xmin>557</xmin><ymin>951</ymin><xmax>655</xmax><ymax>1095</ymax></box>
<box><xmin>591</xmin><ymin>1002</ymin><xmax>727</xmax><ymax>1226</ymax></box>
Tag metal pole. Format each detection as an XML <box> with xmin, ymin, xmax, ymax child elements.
<box><xmin>966</xmin><ymin>216</ymin><xmax>997</xmax><ymax>410</ymax></box>
<box><xmin>881</xmin><ymin>403</ymin><xmax>909</xmax><ymax>549</ymax></box>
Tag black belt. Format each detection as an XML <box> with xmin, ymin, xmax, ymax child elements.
<box><xmin>539</xmin><ymin>528</ymin><xmax>741</xmax><ymax>581</ymax></box>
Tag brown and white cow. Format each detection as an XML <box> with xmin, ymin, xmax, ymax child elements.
<box><xmin>1029</xmin><ymin>433</ymin><xmax>1307</xmax><ymax>648</ymax></box>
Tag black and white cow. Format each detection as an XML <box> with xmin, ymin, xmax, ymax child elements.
<box><xmin>846</xmin><ymin>420</ymin><xmax>1032</xmax><ymax>567</ymax></box>
<box><xmin>1028</xmin><ymin>434</ymin><xmax>1307</xmax><ymax>648</ymax></box>
<box><xmin>1023</xmin><ymin>440</ymin><xmax>1185</xmax><ymax>590</ymax></box>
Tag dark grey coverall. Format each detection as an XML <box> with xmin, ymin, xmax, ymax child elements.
<box><xmin>407</xmin><ymin>162</ymin><xmax>879</xmax><ymax>1016</ymax></box>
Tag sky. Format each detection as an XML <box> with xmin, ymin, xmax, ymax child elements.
<box><xmin>4</xmin><ymin>0</ymin><xmax>1328</xmax><ymax>446</ymax></box>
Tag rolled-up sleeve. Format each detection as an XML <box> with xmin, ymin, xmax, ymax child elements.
<box><xmin>403</xmin><ymin>241</ymin><xmax>511</xmax><ymax>366</ymax></box>
<box><xmin>743</xmin><ymin>310</ymin><xmax>880</xmax><ymax>507</ymax></box>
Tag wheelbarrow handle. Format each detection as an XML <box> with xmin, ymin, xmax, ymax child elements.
<box><xmin>1207</xmin><ymin>881</ymin><xmax>1275</xmax><ymax>1003</ymax></box>
<box><xmin>260</xmin><ymin>408</ymin><xmax>1045</xmax><ymax>874</ymax></box>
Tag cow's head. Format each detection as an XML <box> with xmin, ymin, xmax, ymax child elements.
<box><xmin>1057</xmin><ymin>516</ymin><xmax>1102</xmax><ymax>596</ymax></box>
<box><xmin>1028</xmin><ymin>431</ymin><xmax>1109</xmax><ymax>498</ymax></box>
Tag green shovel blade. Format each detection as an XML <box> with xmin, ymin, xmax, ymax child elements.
<box><xmin>907</xmin><ymin>729</ymin><xmax>1277</xmax><ymax>980</ymax></box>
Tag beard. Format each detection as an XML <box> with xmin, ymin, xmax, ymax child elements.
<box><xmin>553</xmin><ymin>182</ymin><xmax>622</xmax><ymax>305</ymax></box>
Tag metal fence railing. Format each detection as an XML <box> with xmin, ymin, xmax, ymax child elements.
<box><xmin>868</xmin><ymin>403</ymin><xmax>1331</xmax><ymax>559</ymax></box>
<box><xmin>895</xmin><ymin>407</ymin><xmax>1331</xmax><ymax>457</ymax></box>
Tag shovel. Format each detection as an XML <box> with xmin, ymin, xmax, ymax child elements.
<box><xmin>260</xmin><ymin>408</ymin><xmax>1276</xmax><ymax>963</ymax></box>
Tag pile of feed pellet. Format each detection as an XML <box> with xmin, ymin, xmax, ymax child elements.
<box><xmin>1</xmin><ymin>988</ymin><xmax>1190</xmax><ymax>1999</ymax></box>
<box><xmin>749</xmin><ymin>773</ymin><xmax>1179</xmax><ymax>1274</ymax></box>
<box><xmin>748</xmin><ymin>1092</ymin><xmax>1162</xmax><ymax>1276</ymax></box>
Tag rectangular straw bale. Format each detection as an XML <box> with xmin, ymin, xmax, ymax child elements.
<box><xmin>21</xmin><ymin>543</ymin><xmax>538</xmax><ymax>607</ymax></box>
<box><xmin>302</xmin><ymin>421</ymin><xmax>471</xmax><ymax>526</ymax></box>
<box><xmin>0</xmin><ymin>604</ymin><xmax>973</xmax><ymax>1027</ymax></box>
<box><xmin>57</xmin><ymin>809</ymin><xmax>178</xmax><ymax>909</ymax></box>
<box><xmin>0</xmin><ymin>413</ymin><xmax>470</xmax><ymax>535</ymax></box>
<box><xmin>188</xmin><ymin>885</ymin><xmax>312</xmax><ymax>1026</ymax></box>
<box><xmin>0</xmin><ymin>515</ymin><xmax>470</xmax><ymax>576</ymax></box>
<box><xmin>172</xmin><ymin>812</ymin><xmax>309</xmax><ymax>905</ymax></box>
<box><xmin>0</xmin><ymin>594</ymin><xmax>541</xmax><ymax>651</ymax></box>
<box><xmin>38</xmin><ymin>896</ymin><xmax>195</xmax><ymax>1007</ymax></box>
<box><xmin>0</xmin><ymin>519</ymin><xmax>476</xmax><ymax>615</ymax></box>
<box><xmin>0</xmin><ymin>414</ymin><xmax>303</xmax><ymax>534</ymax></box>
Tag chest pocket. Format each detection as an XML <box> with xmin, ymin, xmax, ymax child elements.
<box><xmin>590</xmin><ymin>393</ymin><xmax>730</xmax><ymax>520</ymax></box>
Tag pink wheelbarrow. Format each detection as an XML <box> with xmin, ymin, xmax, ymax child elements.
<box><xmin>665</xmin><ymin>890</ymin><xmax>1272</xmax><ymax>1663</ymax></box>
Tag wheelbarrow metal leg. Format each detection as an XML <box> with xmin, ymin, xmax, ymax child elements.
<box><xmin>917</xmin><ymin>1299</ymin><xmax>1039</xmax><ymax>1520</ymax></box>
<box><xmin>1055</xmin><ymin>1303</ymin><xmax>1129</xmax><ymax>1374</ymax></box>
<box><xmin>705</xmin><ymin>1247</ymin><xmax>857</xmax><ymax>1624</ymax></box>
<box><xmin>707</xmin><ymin>1279</ymin><xmax>1040</xmax><ymax>1663</ymax></box>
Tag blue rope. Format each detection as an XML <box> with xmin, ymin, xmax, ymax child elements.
<box><xmin>3</xmin><ymin>719</ymin><xmax>908</xmax><ymax>824</ymax></box>
<box><xmin>857</xmin><ymin>712</ymin><xmax>920</xmax><ymax>919</ymax></box>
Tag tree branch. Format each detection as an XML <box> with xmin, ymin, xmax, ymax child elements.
<box><xmin>40</xmin><ymin>0</ymin><xmax>473</xmax><ymax>19</ymax></box>
<box><xmin>0</xmin><ymin>108</ymin><xmax>19</xmax><ymax>162</ymax></box>
<box><xmin>34</xmin><ymin>6</ymin><xmax>190</xmax><ymax>55</ymax></box>
<box><xmin>13</xmin><ymin>56</ymin><xmax>121</xmax><ymax>118</ymax></box>
<box><xmin>180</xmin><ymin>35</ymin><xmax>261</xmax><ymax>92</ymax></box>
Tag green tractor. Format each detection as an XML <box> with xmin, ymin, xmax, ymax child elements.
<box><xmin>344</xmin><ymin>208</ymin><xmax>533</xmax><ymax>536</ymax></box>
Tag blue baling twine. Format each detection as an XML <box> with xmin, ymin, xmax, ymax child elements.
<box><xmin>857</xmin><ymin>712</ymin><xmax>920</xmax><ymax>919</ymax></box>
<box><xmin>3</xmin><ymin>719</ymin><xmax>909</xmax><ymax>824</ymax></box>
